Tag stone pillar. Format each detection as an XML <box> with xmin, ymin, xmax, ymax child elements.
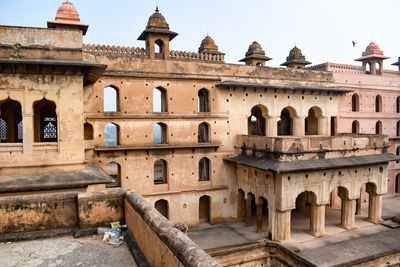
<box><xmin>245</xmin><ymin>197</ymin><xmax>252</xmax><ymax>226</ymax></box>
<box><xmin>355</xmin><ymin>198</ymin><xmax>362</xmax><ymax>215</ymax></box>
<box><xmin>256</xmin><ymin>200</ymin><xmax>263</xmax><ymax>232</ymax></box>
<box><xmin>266</xmin><ymin>116</ymin><xmax>278</xmax><ymax>137</ymax></box>
<box><xmin>317</xmin><ymin>117</ymin><xmax>328</xmax><ymax>136</ymax></box>
<box><xmin>22</xmin><ymin>113</ymin><xmax>33</xmax><ymax>154</ymax></box>
<box><xmin>309</xmin><ymin>204</ymin><xmax>326</xmax><ymax>237</ymax></box>
<box><xmin>340</xmin><ymin>199</ymin><xmax>357</xmax><ymax>230</ymax></box>
<box><xmin>368</xmin><ymin>194</ymin><xmax>382</xmax><ymax>224</ymax></box>
<box><xmin>272</xmin><ymin>209</ymin><xmax>291</xmax><ymax>241</ymax></box>
<box><xmin>293</xmin><ymin>116</ymin><xmax>305</xmax><ymax>136</ymax></box>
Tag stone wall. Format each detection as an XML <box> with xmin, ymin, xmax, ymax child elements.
<box><xmin>125</xmin><ymin>190</ymin><xmax>220</xmax><ymax>267</ymax></box>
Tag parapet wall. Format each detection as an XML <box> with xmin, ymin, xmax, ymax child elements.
<box><xmin>125</xmin><ymin>190</ymin><xmax>220</xmax><ymax>267</ymax></box>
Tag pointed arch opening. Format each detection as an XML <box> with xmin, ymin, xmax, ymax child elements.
<box><xmin>396</xmin><ymin>97</ymin><xmax>400</xmax><ymax>113</ymax></box>
<box><xmin>104</xmin><ymin>161</ymin><xmax>121</xmax><ymax>188</ymax></box>
<box><xmin>155</xmin><ymin>199</ymin><xmax>169</xmax><ymax>219</ymax></box>
<box><xmin>291</xmin><ymin>191</ymin><xmax>317</xmax><ymax>239</ymax></box>
<box><xmin>305</xmin><ymin>106</ymin><xmax>322</xmax><ymax>135</ymax></box>
<box><xmin>351</xmin><ymin>93</ymin><xmax>359</xmax><ymax>112</ymax></box>
<box><xmin>278</xmin><ymin>107</ymin><xmax>296</xmax><ymax>136</ymax></box>
<box><xmin>397</xmin><ymin>121</ymin><xmax>400</xmax><ymax>136</ymax></box>
<box><xmin>33</xmin><ymin>98</ymin><xmax>57</xmax><ymax>142</ymax></box>
<box><xmin>104</xmin><ymin>86</ymin><xmax>119</xmax><ymax>112</ymax></box>
<box><xmin>375</xmin><ymin>95</ymin><xmax>382</xmax><ymax>112</ymax></box>
<box><xmin>104</xmin><ymin>122</ymin><xmax>119</xmax><ymax>146</ymax></box>
<box><xmin>154</xmin><ymin>39</ymin><xmax>165</xmax><ymax>59</ymax></box>
<box><xmin>154</xmin><ymin>159</ymin><xmax>167</xmax><ymax>184</ymax></box>
<box><xmin>375</xmin><ymin>120</ymin><xmax>382</xmax><ymax>134</ymax></box>
<box><xmin>248</xmin><ymin>105</ymin><xmax>268</xmax><ymax>136</ymax></box>
<box><xmin>153</xmin><ymin>87</ymin><xmax>168</xmax><ymax>112</ymax></box>
<box><xmin>198</xmin><ymin>88</ymin><xmax>210</xmax><ymax>112</ymax></box>
<box><xmin>199</xmin><ymin>195</ymin><xmax>211</xmax><ymax>223</ymax></box>
<box><xmin>198</xmin><ymin>157</ymin><xmax>210</xmax><ymax>181</ymax></box>
<box><xmin>84</xmin><ymin>122</ymin><xmax>93</xmax><ymax>140</ymax></box>
<box><xmin>0</xmin><ymin>98</ymin><xmax>22</xmax><ymax>143</ymax></box>
<box><xmin>153</xmin><ymin>122</ymin><xmax>167</xmax><ymax>144</ymax></box>
<box><xmin>352</xmin><ymin>120</ymin><xmax>359</xmax><ymax>134</ymax></box>
<box><xmin>198</xmin><ymin>122</ymin><xmax>210</xmax><ymax>143</ymax></box>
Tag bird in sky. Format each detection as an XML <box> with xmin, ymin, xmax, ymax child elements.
<box><xmin>352</xmin><ymin>40</ymin><xmax>357</xmax><ymax>47</ymax></box>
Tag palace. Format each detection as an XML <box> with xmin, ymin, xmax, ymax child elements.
<box><xmin>1</xmin><ymin>1</ymin><xmax>400</xmax><ymax>266</ymax></box>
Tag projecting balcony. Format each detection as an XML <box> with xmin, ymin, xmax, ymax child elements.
<box><xmin>236</xmin><ymin>134</ymin><xmax>389</xmax><ymax>161</ymax></box>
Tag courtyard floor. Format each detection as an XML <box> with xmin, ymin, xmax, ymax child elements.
<box><xmin>0</xmin><ymin>235</ymin><xmax>137</xmax><ymax>267</ymax></box>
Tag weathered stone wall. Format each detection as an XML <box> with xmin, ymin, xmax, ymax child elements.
<box><xmin>77</xmin><ymin>189</ymin><xmax>126</xmax><ymax>228</ymax></box>
<box><xmin>125</xmin><ymin>190</ymin><xmax>220</xmax><ymax>267</ymax></box>
<box><xmin>0</xmin><ymin>192</ymin><xmax>78</xmax><ymax>233</ymax></box>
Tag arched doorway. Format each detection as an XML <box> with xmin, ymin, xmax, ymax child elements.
<box><xmin>278</xmin><ymin>107</ymin><xmax>295</xmax><ymax>136</ymax></box>
<box><xmin>84</xmin><ymin>122</ymin><xmax>93</xmax><ymax>140</ymax></box>
<box><xmin>237</xmin><ymin>189</ymin><xmax>246</xmax><ymax>221</ymax></box>
<box><xmin>155</xmin><ymin>199</ymin><xmax>169</xmax><ymax>219</ymax></box>
<box><xmin>291</xmin><ymin>191</ymin><xmax>318</xmax><ymax>239</ymax></box>
<box><xmin>352</xmin><ymin>94</ymin><xmax>359</xmax><ymax>112</ymax></box>
<box><xmin>104</xmin><ymin>162</ymin><xmax>121</xmax><ymax>188</ymax></box>
<box><xmin>153</xmin><ymin>87</ymin><xmax>167</xmax><ymax>112</ymax></box>
<box><xmin>104</xmin><ymin>86</ymin><xmax>119</xmax><ymax>112</ymax></box>
<box><xmin>305</xmin><ymin>106</ymin><xmax>322</xmax><ymax>135</ymax></box>
<box><xmin>199</xmin><ymin>195</ymin><xmax>211</xmax><ymax>223</ymax></box>
<box><xmin>352</xmin><ymin>120</ymin><xmax>359</xmax><ymax>134</ymax></box>
<box><xmin>248</xmin><ymin>105</ymin><xmax>267</xmax><ymax>136</ymax></box>
<box><xmin>104</xmin><ymin>123</ymin><xmax>119</xmax><ymax>146</ymax></box>
<box><xmin>198</xmin><ymin>88</ymin><xmax>210</xmax><ymax>112</ymax></box>
<box><xmin>0</xmin><ymin>99</ymin><xmax>23</xmax><ymax>143</ymax></box>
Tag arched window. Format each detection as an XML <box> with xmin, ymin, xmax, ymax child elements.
<box><xmin>153</xmin><ymin>87</ymin><xmax>167</xmax><ymax>112</ymax></box>
<box><xmin>198</xmin><ymin>122</ymin><xmax>210</xmax><ymax>143</ymax></box>
<box><xmin>375</xmin><ymin>121</ymin><xmax>382</xmax><ymax>134</ymax></box>
<box><xmin>104</xmin><ymin>162</ymin><xmax>121</xmax><ymax>188</ymax></box>
<box><xmin>248</xmin><ymin>105</ymin><xmax>267</xmax><ymax>136</ymax></box>
<box><xmin>84</xmin><ymin>122</ymin><xmax>93</xmax><ymax>140</ymax></box>
<box><xmin>155</xmin><ymin>39</ymin><xmax>164</xmax><ymax>59</ymax></box>
<box><xmin>154</xmin><ymin>159</ymin><xmax>167</xmax><ymax>184</ymax></box>
<box><xmin>396</xmin><ymin>146</ymin><xmax>400</xmax><ymax>164</ymax></box>
<box><xmin>375</xmin><ymin>95</ymin><xmax>382</xmax><ymax>112</ymax></box>
<box><xmin>305</xmin><ymin>106</ymin><xmax>322</xmax><ymax>135</ymax></box>
<box><xmin>397</xmin><ymin>97</ymin><xmax>400</xmax><ymax>113</ymax></box>
<box><xmin>104</xmin><ymin>123</ymin><xmax>119</xmax><ymax>146</ymax></box>
<box><xmin>395</xmin><ymin>174</ymin><xmax>399</xmax><ymax>193</ymax></box>
<box><xmin>397</xmin><ymin>121</ymin><xmax>400</xmax><ymax>137</ymax></box>
<box><xmin>153</xmin><ymin>123</ymin><xmax>167</xmax><ymax>144</ymax></box>
<box><xmin>0</xmin><ymin>99</ymin><xmax>22</xmax><ymax>143</ymax></box>
<box><xmin>199</xmin><ymin>157</ymin><xmax>210</xmax><ymax>181</ymax></box>
<box><xmin>278</xmin><ymin>107</ymin><xmax>295</xmax><ymax>136</ymax></box>
<box><xmin>366</xmin><ymin>62</ymin><xmax>371</xmax><ymax>74</ymax></box>
<box><xmin>155</xmin><ymin>199</ymin><xmax>169</xmax><ymax>219</ymax></box>
<box><xmin>198</xmin><ymin>89</ymin><xmax>210</xmax><ymax>112</ymax></box>
<box><xmin>351</xmin><ymin>94</ymin><xmax>359</xmax><ymax>112</ymax></box>
<box><xmin>104</xmin><ymin>86</ymin><xmax>119</xmax><ymax>112</ymax></box>
<box><xmin>352</xmin><ymin>120</ymin><xmax>359</xmax><ymax>134</ymax></box>
<box><xmin>33</xmin><ymin>98</ymin><xmax>57</xmax><ymax>142</ymax></box>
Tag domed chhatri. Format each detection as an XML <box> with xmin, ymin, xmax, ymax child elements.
<box><xmin>289</xmin><ymin>46</ymin><xmax>302</xmax><ymax>56</ymax></box>
<box><xmin>362</xmin><ymin>42</ymin><xmax>384</xmax><ymax>57</ymax></box>
<box><xmin>47</xmin><ymin>1</ymin><xmax>88</xmax><ymax>35</ymax></box>
<box><xmin>138</xmin><ymin>7</ymin><xmax>178</xmax><ymax>41</ymax></box>
<box><xmin>281</xmin><ymin>46</ymin><xmax>311</xmax><ymax>69</ymax></box>
<box><xmin>239</xmin><ymin>41</ymin><xmax>271</xmax><ymax>66</ymax></box>
<box><xmin>146</xmin><ymin>7</ymin><xmax>169</xmax><ymax>30</ymax></box>
<box><xmin>355</xmin><ymin>42</ymin><xmax>390</xmax><ymax>75</ymax></box>
<box><xmin>55</xmin><ymin>1</ymin><xmax>80</xmax><ymax>22</ymax></box>
<box><xmin>198</xmin><ymin>35</ymin><xmax>220</xmax><ymax>53</ymax></box>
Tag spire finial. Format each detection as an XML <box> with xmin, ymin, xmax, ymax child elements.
<box><xmin>155</xmin><ymin>5</ymin><xmax>159</xmax><ymax>13</ymax></box>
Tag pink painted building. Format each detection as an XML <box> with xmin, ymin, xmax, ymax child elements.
<box><xmin>309</xmin><ymin>43</ymin><xmax>400</xmax><ymax>195</ymax></box>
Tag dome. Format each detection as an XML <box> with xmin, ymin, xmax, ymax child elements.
<box><xmin>247</xmin><ymin>41</ymin><xmax>263</xmax><ymax>53</ymax></box>
<box><xmin>147</xmin><ymin>7</ymin><xmax>169</xmax><ymax>29</ymax></box>
<box><xmin>362</xmin><ymin>42</ymin><xmax>384</xmax><ymax>56</ymax></box>
<box><xmin>55</xmin><ymin>1</ymin><xmax>80</xmax><ymax>22</ymax></box>
<box><xmin>199</xmin><ymin>35</ymin><xmax>218</xmax><ymax>52</ymax></box>
<box><xmin>289</xmin><ymin>46</ymin><xmax>302</xmax><ymax>56</ymax></box>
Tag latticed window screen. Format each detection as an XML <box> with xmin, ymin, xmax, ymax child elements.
<box><xmin>0</xmin><ymin>118</ymin><xmax>6</xmax><ymax>141</ymax></box>
<box><xmin>44</xmin><ymin>121</ymin><xmax>57</xmax><ymax>139</ymax></box>
<box><xmin>17</xmin><ymin>120</ymin><xmax>23</xmax><ymax>140</ymax></box>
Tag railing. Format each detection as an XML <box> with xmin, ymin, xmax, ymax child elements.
<box><xmin>83</xmin><ymin>44</ymin><xmax>225</xmax><ymax>63</ymax></box>
<box><xmin>0</xmin><ymin>143</ymin><xmax>23</xmax><ymax>152</ymax></box>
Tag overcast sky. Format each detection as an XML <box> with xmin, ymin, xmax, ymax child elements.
<box><xmin>0</xmin><ymin>0</ymin><xmax>399</xmax><ymax>69</ymax></box>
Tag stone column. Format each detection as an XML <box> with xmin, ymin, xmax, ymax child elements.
<box><xmin>355</xmin><ymin>198</ymin><xmax>362</xmax><ymax>215</ymax></box>
<box><xmin>272</xmin><ymin>209</ymin><xmax>291</xmax><ymax>241</ymax></box>
<box><xmin>256</xmin><ymin>200</ymin><xmax>263</xmax><ymax>232</ymax></box>
<box><xmin>293</xmin><ymin>116</ymin><xmax>305</xmax><ymax>136</ymax></box>
<box><xmin>266</xmin><ymin>116</ymin><xmax>278</xmax><ymax>137</ymax></box>
<box><xmin>340</xmin><ymin>199</ymin><xmax>357</xmax><ymax>230</ymax></box>
<box><xmin>368</xmin><ymin>194</ymin><xmax>382</xmax><ymax>224</ymax></box>
<box><xmin>22</xmin><ymin>113</ymin><xmax>33</xmax><ymax>154</ymax></box>
<box><xmin>245</xmin><ymin>197</ymin><xmax>252</xmax><ymax>226</ymax></box>
<box><xmin>317</xmin><ymin>117</ymin><xmax>328</xmax><ymax>136</ymax></box>
<box><xmin>309</xmin><ymin>204</ymin><xmax>326</xmax><ymax>237</ymax></box>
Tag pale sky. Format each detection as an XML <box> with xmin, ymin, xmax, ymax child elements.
<box><xmin>0</xmin><ymin>0</ymin><xmax>399</xmax><ymax>69</ymax></box>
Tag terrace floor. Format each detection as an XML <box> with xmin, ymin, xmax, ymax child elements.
<box><xmin>0</xmin><ymin>235</ymin><xmax>137</xmax><ymax>267</ymax></box>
